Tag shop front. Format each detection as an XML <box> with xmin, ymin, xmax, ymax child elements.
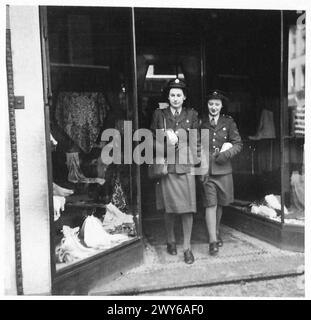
<box><xmin>5</xmin><ymin>5</ymin><xmax>305</xmax><ymax>295</ymax></box>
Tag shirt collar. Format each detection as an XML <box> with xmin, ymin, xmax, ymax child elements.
<box><xmin>209</xmin><ymin>114</ymin><xmax>220</xmax><ymax>124</ymax></box>
<box><xmin>170</xmin><ymin>106</ymin><xmax>182</xmax><ymax>115</ymax></box>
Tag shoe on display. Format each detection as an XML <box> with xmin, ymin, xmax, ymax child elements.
<box><xmin>184</xmin><ymin>249</ymin><xmax>195</xmax><ymax>264</ymax></box>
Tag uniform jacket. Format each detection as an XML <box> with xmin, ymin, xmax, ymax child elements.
<box><xmin>150</xmin><ymin>107</ymin><xmax>199</xmax><ymax>174</ymax></box>
<box><xmin>200</xmin><ymin>114</ymin><xmax>242</xmax><ymax>175</ymax></box>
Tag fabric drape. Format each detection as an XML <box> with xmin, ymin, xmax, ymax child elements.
<box><xmin>55</xmin><ymin>92</ymin><xmax>110</xmax><ymax>153</ymax></box>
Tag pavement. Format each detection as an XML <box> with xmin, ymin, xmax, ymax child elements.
<box><xmin>89</xmin><ymin>217</ymin><xmax>304</xmax><ymax>296</ymax></box>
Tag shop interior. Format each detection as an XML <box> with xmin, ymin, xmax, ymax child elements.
<box><xmin>45</xmin><ymin>7</ymin><xmax>304</xmax><ymax>271</ymax></box>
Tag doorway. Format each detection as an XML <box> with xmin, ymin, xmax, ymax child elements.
<box><xmin>134</xmin><ymin>8</ymin><xmax>205</xmax><ymax>225</ymax></box>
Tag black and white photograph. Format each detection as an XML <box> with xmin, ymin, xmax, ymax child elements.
<box><xmin>2</xmin><ymin>0</ymin><xmax>309</xmax><ymax>300</ymax></box>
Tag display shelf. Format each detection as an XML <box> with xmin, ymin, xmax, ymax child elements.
<box><xmin>53</xmin><ymin>237</ymin><xmax>143</xmax><ymax>294</ymax></box>
<box><xmin>223</xmin><ymin>205</ymin><xmax>304</xmax><ymax>252</ymax></box>
<box><xmin>50</xmin><ymin>62</ymin><xmax>110</xmax><ymax>70</ymax></box>
<box><xmin>283</xmin><ymin>135</ymin><xmax>305</xmax><ymax>139</ymax></box>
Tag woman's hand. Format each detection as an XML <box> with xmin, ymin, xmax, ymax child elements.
<box><xmin>166</xmin><ymin>129</ymin><xmax>179</xmax><ymax>145</ymax></box>
<box><xmin>199</xmin><ymin>173</ymin><xmax>209</xmax><ymax>184</ymax></box>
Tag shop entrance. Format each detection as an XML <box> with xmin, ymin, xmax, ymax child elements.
<box><xmin>134</xmin><ymin>8</ymin><xmax>204</xmax><ymax>221</ymax></box>
<box><xmin>39</xmin><ymin>6</ymin><xmax>303</xmax><ymax>293</ymax></box>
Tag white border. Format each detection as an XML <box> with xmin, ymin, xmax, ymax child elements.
<box><xmin>1</xmin><ymin>0</ymin><xmax>310</xmax><ymax>300</ymax></box>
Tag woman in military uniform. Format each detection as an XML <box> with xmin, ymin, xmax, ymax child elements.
<box><xmin>150</xmin><ymin>78</ymin><xmax>199</xmax><ymax>264</ymax></box>
<box><xmin>200</xmin><ymin>90</ymin><xmax>242</xmax><ymax>255</ymax></box>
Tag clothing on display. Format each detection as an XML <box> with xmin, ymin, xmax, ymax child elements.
<box><xmin>53</xmin><ymin>183</ymin><xmax>74</xmax><ymax>221</ymax></box>
<box><xmin>53</xmin><ymin>195</ymin><xmax>66</xmax><ymax>221</ymax></box>
<box><xmin>55</xmin><ymin>92</ymin><xmax>110</xmax><ymax>153</ymax></box>
<box><xmin>103</xmin><ymin>203</ymin><xmax>134</xmax><ymax>231</ymax></box>
<box><xmin>55</xmin><ymin>226</ymin><xmax>97</xmax><ymax>263</ymax></box>
<box><xmin>251</xmin><ymin>204</ymin><xmax>278</xmax><ymax>219</ymax></box>
<box><xmin>250</xmin><ymin>194</ymin><xmax>288</xmax><ymax>216</ymax></box>
<box><xmin>111</xmin><ymin>174</ymin><xmax>128</xmax><ymax>211</ymax></box>
<box><xmin>264</xmin><ymin>194</ymin><xmax>288</xmax><ymax>214</ymax></box>
<box><xmin>249</xmin><ymin>192</ymin><xmax>305</xmax><ymax>224</ymax></box>
<box><xmin>294</xmin><ymin>104</ymin><xmax>305</xmax><ymax>136</ymax></box>
<box><xmin>80</xmin><ymin>215</ymin><xmax>128</xmax><ymax>249</ymax></box>
<box><xmin>249</xmin><ymin>109</ymin><xmax>276</xmax><ymax>140</ymax></box>
<box><xmin>66</xmin><ymin>152</ymin><xmax>106</xmax><ymax>185</ymax></box>
<box><xmin>289</xmin><ymin>171</ymin><xmax>304</xmax><ymax>218</ymax></box>
<box><xmin>50</xmin><ymin>133</ymin><xmax>58</xmax><ymax>147</ymax></box>
<box><xmin>56</xmin><ymin>213</ymin><xmax>131</xmax><ymax>266</ymax></box>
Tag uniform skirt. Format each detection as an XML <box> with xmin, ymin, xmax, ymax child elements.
<box><xmin>156</xmin><ymin>173</ymin><xmax>196</xmax><ymax>214</ymax></box>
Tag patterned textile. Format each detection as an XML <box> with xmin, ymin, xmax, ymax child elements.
<box><xmin>294</xmin><ymin>104</ymin><xmax>305</xmax><ymax>136</ymax></box>
<box><xmin>111</xmin><ymin>174</ymin><xmax>128</xmax><ymax>212</ymax></box>
<box><xmin>66</xmin><ymin>152</ymin><xmax>105</xmax><ymax>184</ymax></box>
<box><xmin>55</xmin><ymin>92</ymin><xmax>110</xmax><ymax>153</ymax></box>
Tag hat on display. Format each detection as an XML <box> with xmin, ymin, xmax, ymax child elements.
<box><xmin>167</xmin><ymin>78</ymin><xmax>187</xmax><ymax>89</ymax></box>
<box><xmin>206</xmin><ymin>89</ymin><xmax>228</xmax><ymax>102</ymax></box>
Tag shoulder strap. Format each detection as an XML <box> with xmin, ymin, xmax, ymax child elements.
<box><xmin>161</xmin><ymin>110</ymin><xmax>166</xmax><ymax>131</ymax></box>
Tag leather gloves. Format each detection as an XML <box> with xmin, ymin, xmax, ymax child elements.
<box><xmin>215</xmin><ymin>150</ymin><xmax>231</xmax><ymax>164</ymax></box>
<box><xmin>199</xmin><ymin>173</ymin><xmax>209</xmax><ymax>185</ymax></box>
<box><xmin>166</xmin><ymin>129</ymin><xmax>179</xmax><ymax>145</ymax></box>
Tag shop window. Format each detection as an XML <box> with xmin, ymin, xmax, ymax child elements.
<box><xmin>230</xmin><ymin>17</ymin><xmax>305</xmax><ymax>227</ymax></box>
<box><xmin>282</xmin><ymin>20</ymin><xmax>305</xmax><ymax>226</ymax></box>
<box><xmin>46</xmin><ymin>7</ymin><xmax>140</xmax><ymax>271</ymax></box>
<box><xmin>224</xmin><ymin>15</ymin><xmax>284</xmax><ymax>224</ymax></box>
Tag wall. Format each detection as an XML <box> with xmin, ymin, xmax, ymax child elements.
<box><xmin>7</xmin><ymin>5</ymin><xmax>52</xmax><ymax>295</ymax></box>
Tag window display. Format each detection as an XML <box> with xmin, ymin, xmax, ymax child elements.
<box><xmin>46</xmin><ymin>7</ymin><xmax>139</xmax><ymax>270</ymax></box>
<box><xmin>229</xmin><ymin>12</ymin><xmax>305</xmax><ymax>227</ymax></box>
<box><xmin>283</xmin><ymin>17</ymin><xmax>305</xmax><ymax>226</ymax></box>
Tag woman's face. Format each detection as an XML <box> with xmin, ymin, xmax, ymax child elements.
<box><xmin>207</xmin><ymin>99</ymin><xmax>223</xmax><ymax>117</ymax></box>
<box><xmin>168</xmin><ymin>88</ymin><xmax>186</xmax><ymax>109</ymax></box>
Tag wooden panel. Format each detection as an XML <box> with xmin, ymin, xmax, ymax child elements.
<box><xmin>223</xmin><ymin>206</ymin><xmax>304</xmax><ymax>252</ymax></box>
<box><xmin>52</xmin><ymin>239</ymin><xmax>144</xmax><ymax>295</ymax></box>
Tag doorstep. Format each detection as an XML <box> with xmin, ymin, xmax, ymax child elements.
<box><xmin>89</xmin><ymin>224</ymin><xmax>304</xmax><ymax>296</ymax></box>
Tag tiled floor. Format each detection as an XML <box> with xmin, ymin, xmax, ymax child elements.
<box><xmin>89</xmin><ymin>217</ymin><xmax>304</xmax><ymax>296</ymax></box>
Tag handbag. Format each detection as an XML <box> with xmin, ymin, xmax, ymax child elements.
<box><xmin>148</xmin><ymin>111</ymin><xmax>168</xmax><ymax>180</ymax></box>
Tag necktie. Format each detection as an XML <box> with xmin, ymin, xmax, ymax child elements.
<box><xmin>211</xmin><ymin>117</ymin><xmax>216</xmax><ymax>127</ymax></box>
<box><xmin>174</xmin><ymin>110</ymin><xmax>179</xmax><ymax>118</ymax></box>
